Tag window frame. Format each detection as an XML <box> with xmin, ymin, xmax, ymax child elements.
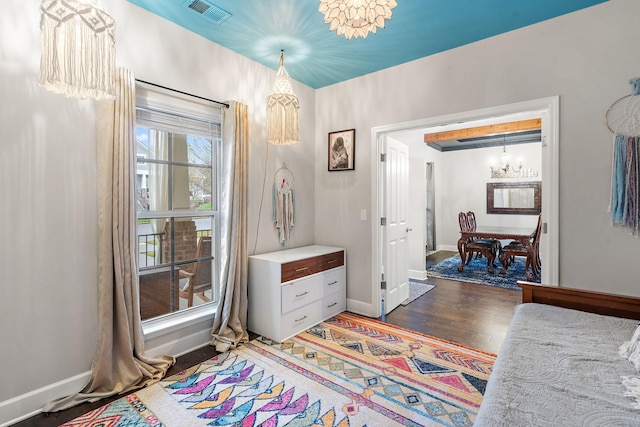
<box><xmin>134</xmin><ymin>82</ymin><xmax>222</xmax><ymax>326</ymax></box>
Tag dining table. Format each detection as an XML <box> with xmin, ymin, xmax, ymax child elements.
<box><xmin>457</xmin><ymin>225</ymin><xmax>537</xmax><ymax>274</ymax></box>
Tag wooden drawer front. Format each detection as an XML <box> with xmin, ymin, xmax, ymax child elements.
<box><xmin>281</xmin><ymin>302</ymin><xmax>322</xmax><ymax>341</ymax></box>
<box><xmin>281</xmin><ymin>275</ymin><xmax>322</xmax><ymax>314</ymax></box>
<box><xmin>318</xmin><ymin>251</ymin><xmax>344</xmax><ymax>272</ymax></box>
<box><xmin>281</xmin><ymin>257</ymin><xmax>317</xmax><ymax>282</ymax></box>
<box><xmin>322</xmin><ymin>292</ymin><xmax>346</xmax><ymax>320</ymax></box>
<box><xmin>322</xmin><ymin>267</ymin><xmax>346</xmax><ymax>297</ymax></box>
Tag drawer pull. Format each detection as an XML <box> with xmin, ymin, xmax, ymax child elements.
<box><xmin>328</xmin><ymin>259</ymin><xmax>336</xmax><ymax>263</ymax></box>
<box><xmin>294</xmin><ymin>315</ymin><xmax>308</xmax><ymax>323</ymax></box>
<box><xmin>327</xmin><ymin>302</ymin><xmax>337</xmax><ymax>308</ymax></box>
<box><xmin>295</xmin><ymin>267</ymin><xmax>309</xmax><ymax>272</ymax></box>
<box><xmin>296</xmin><ymin>291</ymin><xmax>309</xmax><ymax>297</ymax></box>
<box><xmin>328</xmin><ymin>281</ymin><xmax>338</xmax><ymax>286</ymax></box>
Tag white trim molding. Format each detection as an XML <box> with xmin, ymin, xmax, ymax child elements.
<box><xmin>0</xmin><ymin>372</ymin><xmax>91</xmax><ymax>427</ymax></box>
<box><xmin>371</xmin><ymin>96</ymin><xmax>561</xmax><ymax>316</ymax></box>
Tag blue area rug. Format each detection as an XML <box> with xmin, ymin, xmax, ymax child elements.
<box><xmin>427</xmin><ymin>254</ymin><xmax>541</xmax><ymax>290</ymax></box>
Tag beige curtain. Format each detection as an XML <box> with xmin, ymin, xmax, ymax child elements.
<box><xmin>43</xmin><ymin>68</ymin><xmax>174</xmax><ymax>412</ymax></box>
<box><xmin>211</xmin><ymin>101</ymin><xmax>250</xmax><ymax>352</ymax></box>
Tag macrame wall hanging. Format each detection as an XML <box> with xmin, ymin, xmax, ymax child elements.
<box><xmin>273</xmin><ymin>166</ymin><xmax>295</xmax><ymax>244</ymax></box>
<box><xmin>606</xmin><ymin>78</ymin><xmax>640</xmax><ymax>235</ymax></box>
<box><xmin>40</xmin><ymin>0</ymin><xmax>116</xmax><ymax>100</ymax></box>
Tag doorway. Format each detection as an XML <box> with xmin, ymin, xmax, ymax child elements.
<box><xmin>370</xmin><ymin>97</ymin><xmax>560</xmax><ymax>318</ymax></box>
<box><xmin>426</xmin><ymin>162</ymin><xmax>436</xmax><ymax>254</ymax></box>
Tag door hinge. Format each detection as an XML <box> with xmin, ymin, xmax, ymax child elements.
<box><xmin>380</xmin><ymin>153</ymin><xmax>386</xmax><ymax>162</ymax></box>
<box><xmin>543</xmin><ymin>222</ymin><xmax>548</xmax><ymax>234</ymax></box>
<box><xmin>381</xmin><ymin>281</ymin><xmax>387</xmax><ymax>289</ymax></box>
<box><xmin>380</xmin><ymin>217</ymin><xmax>387</xmax><ymax>226</ymax></box>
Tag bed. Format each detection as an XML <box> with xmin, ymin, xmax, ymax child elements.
<box><xmin>474</xmin><ymin>282</ymin><xmax>640</xmax><ymax>426</ymax></box>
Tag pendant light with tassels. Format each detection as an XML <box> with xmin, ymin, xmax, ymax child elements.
<box><xmin>266</xmin><ymin>51</ymin><xmax>300</xmax><ymax>145</ymax></box>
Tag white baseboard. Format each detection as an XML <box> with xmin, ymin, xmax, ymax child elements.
<box><xmin>0</xmin><ymin>371</ymin><xmax>91</xmax><ymax>427</ymax></box>
<box><xmin>346</xmin><ymin>297</ymin><xmax>377</xmax><ymax>318</ymax></box>
<box><xmin>409</xmin><ymin>269</ymin><xmax>428</xmax><ymax>280</ymax></box>
<box><xmin>145</xmin><ymin>328</ymin><xmax>213</xmax><ymax>359</ymax></box>
<box><xmin>1</xmin><ymin>315</ymin><xmax>215</xmax><ymax>427</ymax></box>
<box><xmin>436</xmin><ymin>244</ymin><xmax>458</xmax><ymax>252</ymax></box>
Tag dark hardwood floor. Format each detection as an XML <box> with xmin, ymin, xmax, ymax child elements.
<box><xmin>14</xmin><ymin>250</ymin><xmax>520</xmax><ymax>427</ymax></box>
<box><xmin>383</xmin><ymin>250</ymin><xmax>522</xmax><ymax>355</ymax></box>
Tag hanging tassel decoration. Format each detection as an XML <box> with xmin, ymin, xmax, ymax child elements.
<box><xmin>266</xmin><ymin>51</ymin><xmax>299</xmax><ymax>145</ymax></box>
<box><xmin>610</xmin><ymin>134</ymin><xmax>640</xmax><ymax>235</ymax></box>
<box><xmin>40</xmin><ymin>0</ymin><xmax>116</xmax><ymax>100</ymax></box>
<box><xmin>273</xmin><ymin>186</ymin><xmax>295</xmax><ymax>244</ymax></box>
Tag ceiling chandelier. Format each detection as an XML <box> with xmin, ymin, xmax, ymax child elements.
<box><xmin>40</xmin><ymin>0</ymin><xmax>116</xmax><ymax>99</ymax></box>
<box><xmin>318</xmin><ymin>0</ymin><xmax>398</xmax><ymax>40</ymax></box>
<box><xmin>266</xmin><ymin>51</ymin><xmax>300</xmax><ymax>145</ymax></box>
<box><xmin>490</xmin><ymin>145</ymin><xmax>524</xmax><ymax>179</ymax></box>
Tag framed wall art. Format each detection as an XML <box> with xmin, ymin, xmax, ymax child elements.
<box><xmin>328</xmin><ymin>129</ymin><xmax>355</xmax><ymax>171</ymax></box>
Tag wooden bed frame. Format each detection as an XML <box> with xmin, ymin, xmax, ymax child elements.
<box><xmin>518</xmin><ymin>281</ymin><xmax>640</xmax><ymax>320</ymax></box>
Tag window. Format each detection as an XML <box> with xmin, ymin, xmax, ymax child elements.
<box><xmin>135</xmin><ymin>82</ymin><xmax>222</xmax><ymax>321</ymax></box>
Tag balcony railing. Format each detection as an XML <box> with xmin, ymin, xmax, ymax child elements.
<box><xmin>138</xmin><ymin>230</ymin><xmax>212</xmax><ymax>268</ymax></box>
<box><xmin>138</xmin><ymin>232</ymin><xmax>164</xmax><ymax>268</ymax></box>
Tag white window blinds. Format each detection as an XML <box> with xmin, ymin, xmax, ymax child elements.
<box><xmin>135</xmin><ymin>81</ymin><xmax>222</xmax><ymax>139</ymax></box>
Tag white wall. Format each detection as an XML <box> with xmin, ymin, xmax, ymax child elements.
<box><xmin>4</xmin><ymin>0</ymin><xmax>640</xmax><ymax>424</ymax></box>
<box><xmin>0</xmin><ymin>0</ymin><xmax>316</xmax><ymax>424</ymax></box>
<box><xmin>315</xmin><ymin>0</ymin><xmax>640</xmax><ymax>309</ymax></box>
<box><xmin>109</xmin><ymin>1</ymin><xmax>318</xmax><ymax>257</ymax></box>
<box><xmin>402</xmin><ymin>135</ymin><xmax>540</xmax><ymax>278</ymax></box>
<box><xmin>1</xmin><ymin>3</ymin><xmax>99</xmax><ymax>422</ymax></box>
<box><xmin>436</xmin><ymin>142</ymin><xmax>541</xmax><ymax>250</ymax></box>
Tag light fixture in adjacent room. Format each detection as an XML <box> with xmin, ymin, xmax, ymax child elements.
<box><xmin>490</xmin><ymin>144</ymin><xmax>523</xmax><ymax>178</ymax></box>
<box><xmin>266</xmin><ymin>51</ymin><xmax>300</xmax><ymax>145</ymax></box>
<box><xmin>318</xmin><ymin>0</ymin><xmax>398</xmax><ymax>39</ymax></box>
<box><xmin>40</xmin><ymin>0</ymin><xmax>116</xmax><ymax>100</ymax></box>
<box><xmin>489</xmin><ymin>135</ymin><xmax>542</xmax><ymax>179</ymax></box>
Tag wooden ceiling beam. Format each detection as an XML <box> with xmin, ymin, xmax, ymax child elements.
<box><xmin>423</xmin><ymin>118</ymin><xmax>541</xmax><ymax>144</ymax></box>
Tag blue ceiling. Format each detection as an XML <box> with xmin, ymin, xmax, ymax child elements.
<box><xmin>126</xmin><ymin>0</ymin><xmax>606</xmax><ymax>89</ymax></box>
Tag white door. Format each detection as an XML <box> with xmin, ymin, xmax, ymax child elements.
<box><xmin>384</xmin><ymin>137</ymin><xmax>410</xmax><ymax>314</ymax></box>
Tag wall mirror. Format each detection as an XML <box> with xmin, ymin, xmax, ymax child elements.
<box><xmin>487</xmin><ymin>181</ymin><xmax>541</xmax><ymax>215</ymax></box>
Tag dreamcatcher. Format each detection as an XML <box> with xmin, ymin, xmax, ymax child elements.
<box><xmin>606</xmin><ymin>78</ymin><xmax>640</xmax><ymax>234</ymax></box>
<box><xmin>273</xmin><ymin>166</ymin><xmax>295</xmax><ymax>244</ymax></box>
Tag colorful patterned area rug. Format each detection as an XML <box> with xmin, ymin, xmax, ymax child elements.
<box><xmin>427</xmin><ymin>254</ymin><xmax>541</xmax><ymax>290</ymax></box>
<box><xmin>61</xmin><ymin>312</ymin><xmax>495</xmax><ymax>427</ymax></box>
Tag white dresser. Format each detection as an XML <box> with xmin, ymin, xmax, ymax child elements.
<box><xmin>248</xmin><ymin>245</ymin><xmax>346</xmax><ymax>342</ymax></box>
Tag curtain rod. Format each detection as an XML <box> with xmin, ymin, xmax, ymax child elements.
<box><xmin>135</xmin><ymin>79</ymin><xmax>230</xmax><ymax>109</ymax></box>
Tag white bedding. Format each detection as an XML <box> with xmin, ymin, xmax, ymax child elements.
<box><xmin>474</xmin><ymin>303</ymin><xmax>640</xmax><ymax>426</ymax></box>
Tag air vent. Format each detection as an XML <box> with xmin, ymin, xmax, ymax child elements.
<box><xmin>183</xmin><ymin>0</ymin><xmax>231</xmax><ymax>24</ymax></box>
